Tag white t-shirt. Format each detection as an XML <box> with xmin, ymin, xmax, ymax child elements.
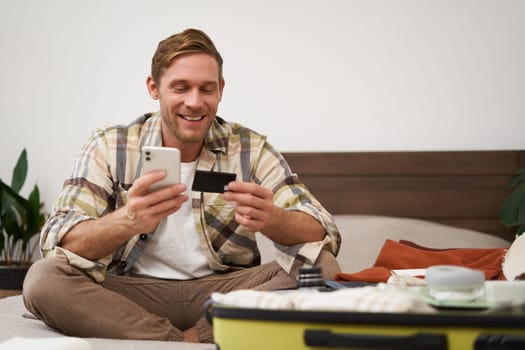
<box><xmin>132</xmin><ymin>161</ymin><xmax>214</xmax><ymax>279</ymax></box>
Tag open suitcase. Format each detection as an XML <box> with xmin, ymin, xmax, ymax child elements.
<box><xmin>210</xmin><ymin>304</ymin><xmax>525</xmax><ymax>350</ymax></box>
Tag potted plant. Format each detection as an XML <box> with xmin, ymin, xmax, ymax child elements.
<box><xmin>0</xmin><ymin>149</ymin><xmax>46</xmax><ymax>290</ymax></box>
<box><xmin>500</xmin><ymin>168</ymin><xmax>525</xmax><ymax>237</ymax></box>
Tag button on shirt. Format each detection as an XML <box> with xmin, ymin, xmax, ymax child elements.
<box><xmin>40</xmin><ymin>112</ymin><xmax>341</xmax><ymax>282</ymax></box>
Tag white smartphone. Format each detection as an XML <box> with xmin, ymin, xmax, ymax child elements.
<box><xmin>141</xmin><ymin>146</ymin><xmax>181</xmax><ymax>192</ymax></box>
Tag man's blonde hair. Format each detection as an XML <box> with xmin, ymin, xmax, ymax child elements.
<box><xmin>151</xmin><ymin>28</ymin><xmax>223</xmax><ymax>85</ymax></box>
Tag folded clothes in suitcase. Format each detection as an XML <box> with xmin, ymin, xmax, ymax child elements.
<box><xmin>209</xmin><ymin>288</ymin><xmax>525</xmax><ymax>350</ymax></box>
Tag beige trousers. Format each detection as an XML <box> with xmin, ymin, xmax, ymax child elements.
<box><xmin>23</xmin><ymin>250</ymin><xmax>339</xmax><ymax>343</ymax></box>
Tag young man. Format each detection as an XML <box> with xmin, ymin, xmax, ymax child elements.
<box><xmin>23</xmin><ymin>28</ymin><xmax>341</xmax><ymax>343</ymax></box>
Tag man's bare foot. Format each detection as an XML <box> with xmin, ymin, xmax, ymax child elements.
<box><xmin>183</xmin><ymin>327</ymin><xmax>199</xmax><ymax>342</ymax></box>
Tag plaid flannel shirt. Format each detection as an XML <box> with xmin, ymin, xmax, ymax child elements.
<box><xmin>40</xmin><ymin>112</ymin><xmax>341</xmax><ymax>282</ymax></box>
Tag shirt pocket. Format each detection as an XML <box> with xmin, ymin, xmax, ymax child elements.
<box><xmin>201</xmin><ymin>192</ymin><xmax>236</xmax><ymax>221</ymax></box>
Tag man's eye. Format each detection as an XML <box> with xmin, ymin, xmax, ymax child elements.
<box><xmin>173</xmin><ymin>86</ymin><xmax>188</xmax><ymax>93</ymax></box>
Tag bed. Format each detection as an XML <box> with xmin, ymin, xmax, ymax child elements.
<box><xmin>282</xmin><ymin>150</ymin><xmax>524</xmax><ymax>242</ymax></box>
<box><xmin>1</xmin><ymin>150</ymin><xmax>523</xmax><ymax>349</ymax></box>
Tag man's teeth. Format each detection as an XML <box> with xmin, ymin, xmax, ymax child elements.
<box><xmin>181</xmin><ymin>115</ymin><xmax>204</xmax><ymax>121</ymax></box>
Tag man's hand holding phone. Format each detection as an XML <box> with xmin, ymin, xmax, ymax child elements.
<box><xmin>124</xmin><ymin>147</ymin><xmax>187</xmax><ymax>234</ymax></box>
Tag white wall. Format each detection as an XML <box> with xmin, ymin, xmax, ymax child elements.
<box><xmin>1</xmin><ymin>0</ymin><xmax>524</xmax><ymax>212</ymax></box>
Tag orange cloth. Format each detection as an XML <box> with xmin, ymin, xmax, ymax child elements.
<box><xmin>335</xmin><ymin>239</ymin><xmax>509</xmax><ymax>283</ymax></box>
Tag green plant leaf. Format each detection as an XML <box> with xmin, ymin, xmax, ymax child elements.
<box><xmin>500</xmin><ymin>181</ymin><xmax>525</xmax><ymax>227</ymax></box>
<box><xmin>11</xmin><ymin>149</ymin><xmax>28</xmax><ymax>193</ymax></box>
<box><xmin>1</xmin><ymin>149</ymin><xmax>45</xmax><ymax>264</ymax></box>
<box><xmin>24</xmin><ymin>185</ymin><xmax>44</xmax><ymax>240</ymax></box>
<box><xmin>0</xmin><ymin>181</ymin><xmax>32</xmax><ymax>215</ymax></box>
<box><xmin>0</xmin><ymin>232</ymin><xmax>4</xmax><ymax>257</ymax></box>
<box><xmin>26</xmin><ymin>186</ymin><xmax>39</xmax><ymax>228</ymax></box>
<box><xmin>516</xmin><ymin>223</ymin><xmax>525</xmax><ymax>236</ymax></box>
<box><xmin>518</xmin><ymin>200</ymin><xmax>525</xmax><ymax>227</ymax></box>
<box><xmin>0</xmin><ymin>185</ymin><xmax>4</xmax><ymax>255</ymax></box>
<box><xmin>0</xmin><ymin>180</ymin><xmax>8</xmax><ymax>217</ymax></box>
<box><xmin>0</xmin><ymin>180</ymin><xmax>33</xmax><ymax>248</ymax></box>
<box><xmin>509</xmin><ymin>171</ymin><xmax>525</xmax><ymax>189</ymax></box>
<box><xmin>2</xmin><ymin>206</ymin><xmax>24</xmax><ymax>238</ymax></box>
<box><xmin>28</xmin><ymin>185</ymin><xmax>40</xmax><ymax>212</ymax></box>
<box><xmin>0</xmin><ymin>185</ymin><xmax>3</xmax><ymax>222</ymax></box>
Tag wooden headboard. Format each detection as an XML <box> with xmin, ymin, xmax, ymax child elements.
<box><xmin>282</xmin><ymin>150</ymin><xmax>525</xmax><ymax>242</ymax></box>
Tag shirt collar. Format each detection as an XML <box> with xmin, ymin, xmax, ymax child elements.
<box><xmin>143</xmin><ymin>112</ymin><xmax>230</xmax><ymax>155</ymax></box>
<box><xmin>204</xmin><ymin>116</ymin><xmax>229</xmax><ymax>155</ymax></box>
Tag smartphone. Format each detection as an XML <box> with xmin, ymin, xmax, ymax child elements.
<box><xmin>141</xmin><ymin>146</ymin><xmax>181</xmax><ymax>192</ymax></box>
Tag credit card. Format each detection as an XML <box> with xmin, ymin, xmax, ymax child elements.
<box><xmin>192</xmin><ymin>170</ymin><xmax>236</xmax><ymax>193</ymax></box>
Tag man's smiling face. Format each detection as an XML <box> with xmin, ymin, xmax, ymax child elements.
<box><xmin>147</xmin><ymin>52</ymin><xmax>224</xmax><ymax>159</ymax></box>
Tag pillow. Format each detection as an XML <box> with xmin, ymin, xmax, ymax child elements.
<box><xmin>334</xmin><ymin>215</ymin><xmax>510</xmax><ymax>273</ymax></box>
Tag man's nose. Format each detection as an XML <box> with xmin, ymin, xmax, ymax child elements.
<box><xmin>185</xmin><ymin>89</ymin><xmax>204</xmax><ymax>108</ymax></box>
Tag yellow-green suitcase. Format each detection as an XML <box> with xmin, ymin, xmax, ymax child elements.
<box><xmin>211</xmin><ymin>305</ymin><xmax>525</xmax><ymax>349</ymax></box>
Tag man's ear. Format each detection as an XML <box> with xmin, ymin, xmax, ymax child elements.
<box><xmin>218</xmin><ymin>78</ymin><xmax>225</xmax><ymax>102</ymax></box>
<box><xmin>146</xmin><ymin>76</ymin><xmax>159</xmax><ymax>100</ymax></box>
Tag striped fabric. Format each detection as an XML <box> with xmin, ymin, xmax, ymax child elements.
<box><xmin>40</xmin><ymin>112</ymin><xmax>341</xmax><ymax>282</ymax></box>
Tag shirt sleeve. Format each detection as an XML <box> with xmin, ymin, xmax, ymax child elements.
<box><xmin>253</xmin><ymin>141</ymin><xmax>342</xmax><ymax>275</ymax></box>
<box><xmin>39</xmin><ymin>129</ymin><xmax>116</xmax><ymax>279</ymax></box>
